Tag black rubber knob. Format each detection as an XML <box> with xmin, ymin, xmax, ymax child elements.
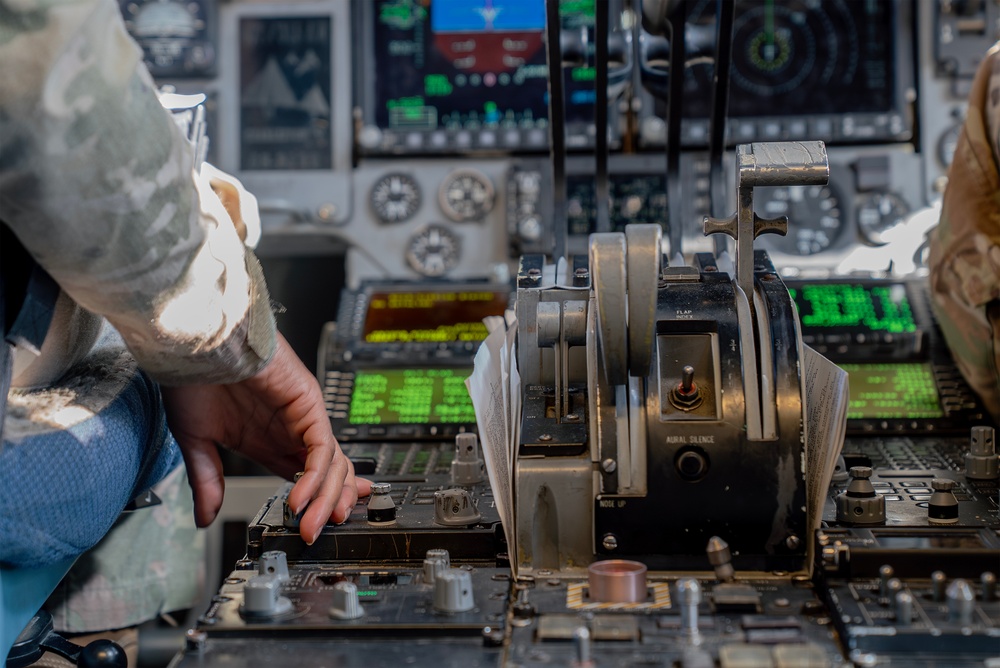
<box><xmin>78</xmin><ymin>639</ymin><xmax>127</xmax><ymax>668</ymax></box>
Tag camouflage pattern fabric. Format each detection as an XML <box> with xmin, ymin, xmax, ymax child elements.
<box><xmin>0</xmin><ymin>0</ymin><xmax>275</xmax><ymax>386</ymax></box>
<box><xmin>929</xmin><ymin>44</ymin><xmax>1000</xmax><ymax>419</ymax></box>
<box><xmin>42</xmin><ymin>465</ymin><xmax>203</xmax><ymax>634</ymax></box>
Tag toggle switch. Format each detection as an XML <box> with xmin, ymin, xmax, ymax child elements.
<box><xmin>670</xmin><ymin>365</ymin><xmax>704</xmax><ymax>411</ymax></box>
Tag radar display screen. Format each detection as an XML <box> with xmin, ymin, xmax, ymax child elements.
<box><xmin>789</xmin><ymin>282</ymin><xmax>916</xmax><ymax>335</ymax></box>
<box><xmin>841</xmin><ymin>363</ymin><xmax>943</xmax><ymax>420</ymax></box>
<box><xmin>347</xmin><ymin>368</ymin><xmax>476</xmax><ymax>424</ymax></box>
<box><xmin>363</xmin><ymin>289</ymin><xmax>508</xmax><ymax>343</ymax></box>
<box><xmin>369</xmin><ymin>0</ymin><xmax>596</xmax><ymax>141</ymax></box>
<box><xmin>680</xmin><ymin>0</ymin><xmax>896</xmax><ymax>118</ymax></box>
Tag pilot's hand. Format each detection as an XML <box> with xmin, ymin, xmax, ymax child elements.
<box><xmin>161</xmin><ymin>333</ymin><xmax>371</xmax><ymax>544</ymax></box>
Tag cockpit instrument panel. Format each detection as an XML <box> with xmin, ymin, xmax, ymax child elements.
<box><xmin>642</xmin><ymin>0</ymin><xmax>913</xmax><ymax>146</ymax></box>
<box><xmin>361</xmin><ymin>288</ymin><xmax>507</xmax><ymax>344</ymax></box>
<box><xmin>355</xmin><ymin>0</ymin><xmax>605</xmax><ymax>154</ymax></box>
<box><xmin>120</xmin><ymin>0</ymin><xmax>217</xmax><ymax>78</ymax></box>
<box><xmin>787</xmin><ymin>280</ymin><xmax>990</xmax><ymax>434</ymax></box>
<box><xmin>789</xmin><ymin>280</ymin><xmax>923</xmax><ymax>361</ymax></box>
<box><xmin>237</xmin><ymin>15</ymin><xmax>333</xmax><ymax>171</ymax></box>
<box><xmin>841</xmin><ymin>362</ymin><xmax>944</xmax><ymax>421</ymax></box>
<box><xmin>341</xmin><ymin>367</ymin><xmax>476</xmax><ymax>427</ymax></box>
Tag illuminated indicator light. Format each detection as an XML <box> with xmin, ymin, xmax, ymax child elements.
<box><xmin>560</xmin><ymin>0</ymin><xmax>595</xmax><ymax>16</ymax></box>
<box><xmin>357</xmin><ymin>590</ymin><xmax>379</xmax><ymax>597</ymax></box>
<box><xmin>387</xmin><ymin>96</ymin><xmax>425</xmax><ymax>108</ymax></box>
<box><xmin>425</xmin><ymin>74</ymin><xmax>453</xmax><ymax>97</ymax></box>
<box><xmin>572</xmin><ymin>67</ymin><xmax>596</xmax><ymax>82</ymax></box>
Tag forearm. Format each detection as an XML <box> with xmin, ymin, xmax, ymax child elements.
<box><xmin>0</xmin><ymin>0</ymin><xmax>276</xmax><ymax>384</ymax></box>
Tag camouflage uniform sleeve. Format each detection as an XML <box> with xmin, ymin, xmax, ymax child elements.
<box><xmin>928</xmin><ymin>44</ymin><xmax>1000</xmax><ymax>418</ymax></box>
<box><xmin>0</xmin><ymin>0</ymin><xmax>276</xmax><ymax>385</ymax></box>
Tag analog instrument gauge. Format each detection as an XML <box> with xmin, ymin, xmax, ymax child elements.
<box><xmin>755</xmin><ymin>183</ymin><xmax>843</xmax><ymax>256</ymax></box>
<box><xmin>857</xmin><ymin>192</ymin><xmax>910</xmax><ymax>246</ymax></box>
<box><xmin>938</xmin><ymin>123</ymin><xmax>962</xmax><ymax>169</ymax></box>
<box><xmin>439</xmin><ymin>169</ymin><xmax>495</xmax><ymax>222</ymax></box>
<box><xmin>370</xmin><ymin>173</ymin><xmax>421</xmax><ymax>223</ymax></box>
<box><xmin>406</xmin><ymin>224</ymin><xmax>461</xmax><ymax>277</ymax></box>
<box><xmin>120</xmin><ymin>0</ymin><xmax>215</xmax><ymax>78</ymax></box>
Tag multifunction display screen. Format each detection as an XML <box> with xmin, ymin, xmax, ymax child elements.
<box><xmin>680</xmin><ymin>0</ymin><xmax>897</xmax><ymax>118</ymax></box>
<box><xmin>239</xmin><ymin>16</ymin><xmax>332</xmax><ymax>170</ymax></box>
<box><xmin>347</xmin><ymin>368</ymin><xmax>476</xmax><ymax>425</ymax></box>
<box><xmin>370</xmin><ymin>0</ymin><xmax>596</xmax><ymax>136</ymax></box>
<box><xmin>841</xmin><ymin>363</ymin><xmax>944</xmax><ymax>420</ymax></box>
<box><xmin>363</xmin><ymin>289</ymin><xmax>508</xmax><ymax>343</ymax></box>
<box><xmin>790</xmin><ymin>282</ymin><xmax>916</xmax><ymax>335</ymax></box>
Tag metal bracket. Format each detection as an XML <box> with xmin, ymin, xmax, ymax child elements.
<box><xmin>704</xmin><ymin>141</ymin><xmax>829</xmax><ymax>297</ymax></box>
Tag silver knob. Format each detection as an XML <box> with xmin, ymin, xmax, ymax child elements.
<box><xmin>241</xmin><ymin>574</ymin><xmax>292</xmax><ymax>618</ymax></box>
<box><xmin>329</xmin><ymin>582</ymin><xmax>364</xmax><ymax>620</ymax></box>
<box><xmin>451</xmin><ymin>433</ymin><xmax>485</xmax><ymax>485</ymax></box>
<box><xmin>433</xmin><ymin>568</ymin><xmax>475</xmax><ymax>613</ymax></box>
<box><xmin>433</xmin><ymin>488</ymin><xmax>481</xmax><ymax>526</ymax></box>
<box><xmin>947</xmin><ymin>579</ymin><xmax>975</xmax><ymax>626</ymax></box>
<box><xmin>259</xmin><ymin>551</ymin><xmax>290</xmax><ymax>582</ymax></box>
<box><xmin>423</xmin><ymin>549</ymin><xmax>451</xmax><ymax>584</ymax></box>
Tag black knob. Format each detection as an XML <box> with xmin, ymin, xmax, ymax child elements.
<box><xmin>78</xmin><ymin>639</ymin><xmax>127</xmax><ymax>668</ymax></box>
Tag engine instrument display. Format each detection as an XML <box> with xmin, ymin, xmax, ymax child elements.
<box><xmin>841</xmin><ymin>362</ymin><xmax>944</xmax><ymax>420</ymax></box>
<box><xmin>347</xmin><ymin>368</ymin><xmax>476</xmax><ymax>425</ymax></box>
<box><xmin>362</xmin><ymin>289</ymin><xmax>509</xmax><ymax>343</ymax></box>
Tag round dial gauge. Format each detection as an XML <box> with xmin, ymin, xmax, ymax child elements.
<box><xmin>857</xmin><ymin>192</ymin><xmax>910</xmax><ymax>246</ymax></box>
<box><xmin>439</xmin><ymin>169</ymin><xmax>495</xmax><ymax>222</ymax></box>
<box><xmin>121</xmin><ymin>0</ymin><xmax>214</xmax><ymax>77</ymax></box>
<box><xmin>406</xmin><ymin>224</ymin><xmax>461</xmax><ymax>277</ymax></box>
<box><xmin>755</xmin><ymin>184</ymin><xmax>843</xmax><ymax>256</ymax></box>
<box><xmin>938</xmin><ymin>123</ymin><xmax>962</xmax><ymax>168</ymax></box>
<box><xmin>370</xmin><ymin>173</ymin><xmax>421</xmax><ymax>223</ymax></box>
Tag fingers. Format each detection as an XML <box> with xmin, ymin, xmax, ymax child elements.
<box><xmin>296</xmin><ymin>450</ymin><xmax>353</xmax><ymax>544</ymax></box>
<box><xmin>284</xmin><ymin>431</ymin><xmax>335</xmax><ymax>519</ymax></box>
<box><xmin>176</xmin><ymin>436</ymin><xmax>226</xmax><ymax>528</ymax></box>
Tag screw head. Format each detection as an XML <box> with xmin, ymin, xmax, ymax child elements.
<box><xmin>601</xmin><ymin>458</ymin><xmax>617</xmax><ymax>474</ymax></box>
